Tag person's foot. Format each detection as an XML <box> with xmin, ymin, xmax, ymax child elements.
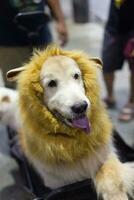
<box><xmin>118</xmin><ymin>103</ymin><xmax>134</xmax><ymax>122</ymax></box>
<box><xmin>103</xmin><ymin>97</ymin><xmax>116</xmax><ymax>109</ymax></box>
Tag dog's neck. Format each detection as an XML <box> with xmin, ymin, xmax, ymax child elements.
<box><xmin>19</xmin><ymin>95</ymin><xmax>112</xmax><ymax>166</ymax></box>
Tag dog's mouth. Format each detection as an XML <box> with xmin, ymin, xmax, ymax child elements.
<box><xmin>53</xmin><ymin>110</ymin><xmax>91</xmax><ymax>134</ymax></box>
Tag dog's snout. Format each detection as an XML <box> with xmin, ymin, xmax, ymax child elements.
<box><xmin>71</xmin><ymin>101</ymin><xmax>88</xmax><ymax>114</ymax></box>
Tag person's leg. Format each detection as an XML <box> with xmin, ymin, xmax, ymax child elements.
<box><xmin>129</xmin><ymin>71</ymin><xmax>134</xmax><ymax>103</ymax></box>
<box><xmin>103</xmin><ymin>72</ymin><xmax>115</xmax><ymax>103</ymax></box>
<box><xmin>118</xmin><ymin>71</ymin><xmax>134</xmax><ymax>121</ymax></box>
<box><xmin>102</xmin><ymin>30</ymin><xmax>125</xmax><ymax>108</ymax></box>
<box><xmin>0</xmin><ymin>46</ymin><xmax>32</xmax><ymax>88</ymax></box>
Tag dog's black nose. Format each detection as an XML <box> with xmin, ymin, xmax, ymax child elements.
<box><xmin>71</xmin><ymin>101</ymin><xmax>88</xmax><ymax>114</ymax></box>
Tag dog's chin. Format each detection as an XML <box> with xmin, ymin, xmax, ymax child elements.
<box><xmin>53</xmin><ymin>110</ymin><xmax>91</xmax><ymax>134</ymax></box>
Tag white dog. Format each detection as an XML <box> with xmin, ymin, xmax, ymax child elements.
<box><xmin>6</xmin><ymin>48</ymin><xmax>134</xmax><ymax>200</ymax></box>
<box><xmin>0</xmin><ymin>87</ymin><xmax>19</xmax><ymax>131</ymax></box>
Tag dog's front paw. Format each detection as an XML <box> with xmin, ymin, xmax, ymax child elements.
<box><xmin>94</xmin><ymin>155</ymin><xmax>132</xmax><ymax>200</ymax></box>
<box><xmin>102</xmin><ymin>192</ymin><xmax>128</xmax><ymax>200</ymax></box>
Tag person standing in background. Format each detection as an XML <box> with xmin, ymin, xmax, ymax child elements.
<box><xmin>102</xmin><ymin>0</ymin><xmax>134</xmax><ymax>122</ymax></box>
<box><xmin>0</xmin><ymin>0</ymin><xmax>68</xmax><ymax>88</ymax></box>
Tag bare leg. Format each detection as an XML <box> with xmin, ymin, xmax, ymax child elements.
<box><xmin>129</xmin><ymin>71</ymin><xmax>134</xmax><ymax>103</ymax></box>
<box><xmin>118</xmin><ymin>71</ymin><xmax>134</xmax><ymax>121</ymax></box>
<box><xmin>103</xmin><ymin>72</ymin><xmax>115</xmax><ymax>103</ymax></box>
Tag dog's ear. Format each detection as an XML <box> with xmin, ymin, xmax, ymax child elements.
<box><xmin>90</xmin><ymin>57</ymin><xmax>103</xmax><ymax>69</ymax></box>
<box><xmin>7</xmin><ymin>67</ymin><xmax>26</xmax><ymax>82</ymax></box>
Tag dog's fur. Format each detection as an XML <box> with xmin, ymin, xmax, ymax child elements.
<box><xmin>7</xmin><ymin>46</ymin><xmax>134</xmax><ymax>199</ymax></box>
<box><xmin>0</xmin><ymin>87</ymin><xmax>19</xmax><ymax>131</ymax></box>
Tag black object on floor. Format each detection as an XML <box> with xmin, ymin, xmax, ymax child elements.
<box><xmin>113</xmin><ymin>130</ymin><xmax>134</xmax><ymax>162</ymax></box>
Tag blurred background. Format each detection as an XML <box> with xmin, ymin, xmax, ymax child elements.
<box><xmin>0</xmin><ymin>0</ymin><xmax>134</xmax><ymax>199</ymax></box>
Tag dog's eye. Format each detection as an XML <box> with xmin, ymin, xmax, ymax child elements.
<box><xmin>74</xmin><ymin>73</ymin><xmax>79</xmax><ymax>80</ymax></box>
<box><xmin>48</xmin><ymin>80</ymin><xmax>57</xmax><ymax>87</ymax></box>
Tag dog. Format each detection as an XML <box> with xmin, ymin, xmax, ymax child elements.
<box><xmin>0</xmin><ymin>87</ymin><xmax>19</xmax><ymax>131</ymax></box>
<box><xmin>7</xmin><ymin>46</ymin><xmax>134</xmax><ymax>200</ymax></box>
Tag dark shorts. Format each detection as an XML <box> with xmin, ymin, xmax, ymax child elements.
<box><xmin>102</xmin><ymin>31</ymin><xmax>133</xmax><ymax>73</ymax></box>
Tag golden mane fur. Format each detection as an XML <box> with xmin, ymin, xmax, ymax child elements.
<box><xmin>17</xmin><ymin>45</ymin><xmax>112</xmax><ymax>165</ymax></box>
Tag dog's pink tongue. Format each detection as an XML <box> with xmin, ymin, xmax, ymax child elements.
<box><xmin>72</xmin><ymin>116</ymin><xmax>90</xmax><ymax>133</ymax></box>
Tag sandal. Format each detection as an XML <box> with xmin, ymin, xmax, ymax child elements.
<box><xmin>118</xmin><ymin>104</ymin><xmax>134</xmax><ymax>122</ymax></box>
<box><xmin>103</xmin><ymin>98</ymin><xmax>116</xmax><ymax>109</ymax></box>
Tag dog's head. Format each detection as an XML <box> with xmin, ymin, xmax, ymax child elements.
<box><xmin>40</xmin><ymin>55</ymin><xmax>91</xmax><ymax>132</ymax></box>
<box><xmin>7</xmin><ymin>46</ymin><xmax>102</xmax><ymax>135</ymax></box>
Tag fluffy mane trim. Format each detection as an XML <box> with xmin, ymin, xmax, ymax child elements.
<box><xmin>18</xmin><ymin>45</ymin><xmax>112</xmax><ymax>165</ymax></box>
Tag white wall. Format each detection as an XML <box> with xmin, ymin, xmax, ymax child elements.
<box><xmin>60</xmin><ymin>0</ymin><xmax>72</xmax><ymax>18</ymax></box>
<box><xmin>90</xmin><ymin>0</ymin><xmax>110</xmax><ymax>21</ymax></box>
<box><xmin>60</xmin><ymin>0</ymin><xmax>111</xmax><ymax>22</ymax></box>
